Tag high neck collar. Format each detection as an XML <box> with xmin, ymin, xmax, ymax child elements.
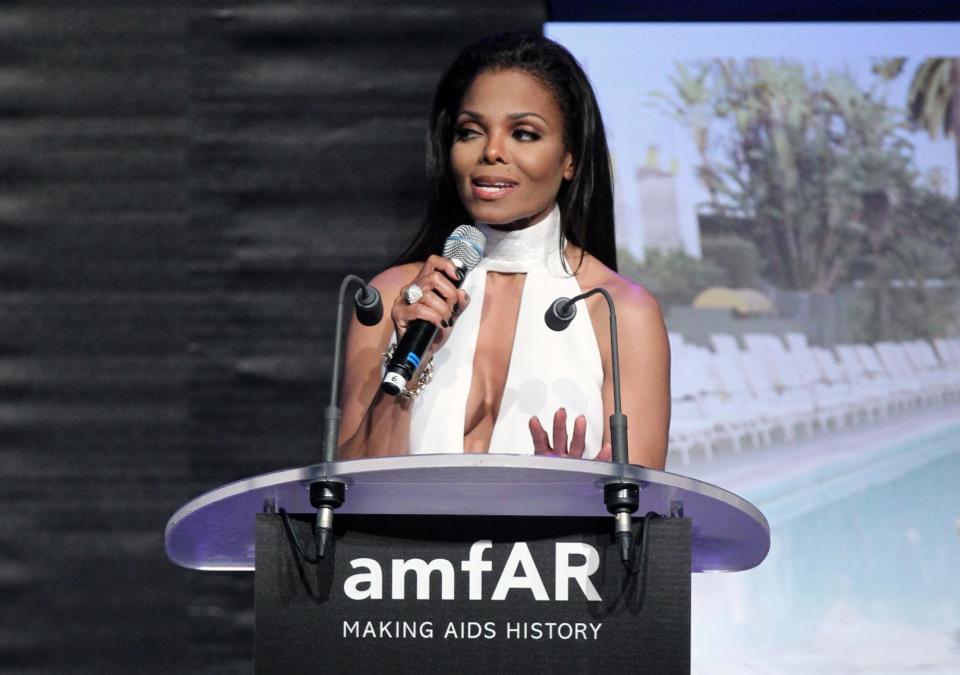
<box><xmin>475</xmin><ymin>204</ymin><xmax>563</xmax><ymax>273</ymax></box>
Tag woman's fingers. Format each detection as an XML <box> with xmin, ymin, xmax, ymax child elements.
<box><xmin>420</xmin><ymin>256</ymin><xmax>461</xmax><ymax>306</ymax></box>
<box><xmin>416</xmin><ymin>289</ymin><xmax>452</xmax><ymax>324</ymax></box>
<box><xmin>531</xmin><ymin>411</ymin><xmax>609</xmax><ymax>461</ymax></box>
<box><xmin>391</xmin><ymin>256</ymin><xmax>470</xmax><ymax>341</ymax></box>
<box><xmin>422</xmin><ymin>270</ymin><xmax>460</xmax><ymax>305</ymax></box>
<box><xmin>594</xmin><ymin>441</ymin><xmax>613</xmax><ymax>462</ymax></box>
<box><xmin>568</xmin><ymin>415</ymin><xmax>587</xmax><ymax>458</ymax></box>
<box><xmin>393</xmin><ymin>299</ymin><xmax>445</xmax><ymax>331</ymax></box>
<box><xmin>399</xmin><ymin>272</ymin><xmax>458</xmax><ymax>323</ymax></box>
<box><xmin>423</xmin><ymin>254</ymin><xmax>460</xmax><ymax>282</ymax></box>
<box><xmin>552</xmin><ymin>408</ymin><xmax>568</xmax><ymax>455</ymax></box>
<box><xmin>529</xmin><ymin>416</ymin><xmax>553</xmax><ymax>454</ymax></box>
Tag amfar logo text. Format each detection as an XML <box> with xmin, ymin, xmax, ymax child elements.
<box><xmin>343</xmin><ymin>540</ymin><xmax>601</xmax><ymax>601</ymax></box>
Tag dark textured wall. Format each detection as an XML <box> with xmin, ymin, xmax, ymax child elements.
<box><xmin>1</xmin><ymin>1</ymin><xmax>545</xmax><ymax>672</ymax></box>
<box><xmin>1</xmin><ymin>2</ymin><xmax>196</xmax><ymax>673</ymax></box>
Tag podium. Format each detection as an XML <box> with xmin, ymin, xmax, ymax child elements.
<box><xmin>166</xmin><ymin>455</ymin><xmax>769</xmax><ymax>673</ymax></box>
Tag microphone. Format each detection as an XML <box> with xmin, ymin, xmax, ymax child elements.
<box><xmin>290</xmin><ymin>274</ymin><xmax>384</xmax><ymax>563</ymax></box>
<box><xmin>381</xmin><ymin>225</ymin><xmax>486</xmax><ymax>396</ymax></box>
<box><xmin>544</xmin><ymin>297</ymin><xmax>578</xmax><ymax>331</ymax></box>
<box><xmin>544</xmin><ymin>288</ymin><xmax>641</xmax><ymax>572</ymax></box>
<box><xmin>354</xmin><ymin>285</ymin><xmax>383</xmax><ymax>327</ymax></box>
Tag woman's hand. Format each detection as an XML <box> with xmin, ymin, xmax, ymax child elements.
<box><xmin>529</xmin><ymin>408</ymin><xmax>613</xmax><ymax>461</ymax></box>
<box><xmin>391</xmin><ymin>254</ymin><xmax>470</xmax><ymax>354</ymax></box>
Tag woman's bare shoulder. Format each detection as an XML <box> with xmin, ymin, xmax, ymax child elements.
<box><xmin>370</xmin><ymin>262</ymin><xmax>422</xmax><ymax>297</ymax></box>
<box><xmin>574</xmin><ymin>251</ymin><xmax>664</xmax><ymax>325</ymax></box>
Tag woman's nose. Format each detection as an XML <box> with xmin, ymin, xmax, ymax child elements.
<box><xmin>481</xmin><ymin>132</ymin><xmax>507</xmax><ymax>164</ymax></box>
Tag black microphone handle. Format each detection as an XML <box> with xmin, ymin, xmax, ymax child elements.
<box><xmin>393</xmin><ymin>317</ymin><xmax>440</xmax><ymax>370</ymax></box>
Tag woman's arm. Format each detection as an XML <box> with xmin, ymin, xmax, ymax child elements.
<box><xmin>337</xmin><ymin>266</ymin><xmax>415</xmax><ymax>459</ymax></box>
<box><xmin>609</xmin><ymin>283</ymin><xmax>671</xmax><ymax>469</ymax></box>
<box><xmin>338</xmin><ymin>258</ymin><xmax>470</xmax><ymax>459</ymax></box>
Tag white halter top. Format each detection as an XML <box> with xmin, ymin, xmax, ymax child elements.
<box><xmin>408</xmin><ymin>205</ymin><xmax>604</xmax><ymax>458</ymax></box>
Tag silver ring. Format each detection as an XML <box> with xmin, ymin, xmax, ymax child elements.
<box><xmin>403</xmin><ymin>283</ymin><xmax>423</xmax><ymax>305</ymax></box>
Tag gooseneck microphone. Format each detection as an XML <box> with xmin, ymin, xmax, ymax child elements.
<box><xmin>280</xmin><ymin>274</ymin><xmax>383</xmax><ymax>566</ymax></box>
<box><xmin>321</xmin><ymin>277</ymin><xmax>383</xmax><ymax>461</ymax></box>
<box><xmin>544</xmin><ymin>288</ymin><xmax>642</xmax><ymax>573</ymax></box>
<box><xmin>381</xmin><ymin>225</ymin><xmax>486</xmax><ymax>395</ymax></box>
<box><xmin>312</xmin><ymin>275</ymin><xmax>384</xmax><ymax>558</ymax></box>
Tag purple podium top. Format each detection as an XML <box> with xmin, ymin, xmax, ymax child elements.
<box><xmin>165</xmin><ymin>454</ymin><xmax>769</xmax><ymax>573</ymax></box>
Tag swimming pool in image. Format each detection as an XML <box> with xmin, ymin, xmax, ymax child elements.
<box><xmin>688</xmin><ymin>412</ymin><xmax>960</xmax><ymax>673</ymax></box>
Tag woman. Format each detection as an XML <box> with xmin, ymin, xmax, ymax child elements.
<box><xmin>338</xmin><ymin>33</ymin><xmax>670</xmax><ymax>469</ymax></box>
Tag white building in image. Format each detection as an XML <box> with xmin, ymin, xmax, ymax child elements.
<box><xmin>615</xmin><ymin>145</ymin><xmax>702</xmax><ymax>262</ymax></box>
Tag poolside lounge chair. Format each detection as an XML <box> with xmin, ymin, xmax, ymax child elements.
<box><xmin>667</xmin><ymin>334</ymin><xmax>721</xmax><ymax>464</ymax></box>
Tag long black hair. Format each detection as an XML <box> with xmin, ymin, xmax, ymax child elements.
<box><xmin>397</xmin><ymin>32</ymin><xmax>617</xmax><ymax>271</ymax></box>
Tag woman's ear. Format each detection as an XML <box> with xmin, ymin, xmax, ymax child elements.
<box><xmin>563</xmin><ymin>151</ymin><xmax>575</xmax><ymax>181</ymax></box>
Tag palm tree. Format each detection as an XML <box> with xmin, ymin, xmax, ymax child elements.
<box><xmin>908</xmin><ymin>58</ymin><xmax>960</xmax><ymax>201</ymax></box>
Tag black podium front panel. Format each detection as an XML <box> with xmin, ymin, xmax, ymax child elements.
<box><xmin>255</xmin><ymin>514</ymin><xmax>690</xmax><ymax>674</ymax></box>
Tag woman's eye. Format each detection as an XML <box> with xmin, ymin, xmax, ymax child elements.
<box><xmin>513</xmin><ymin>128</ymin><xmax>541</xmax><ymax>141</ymax></box>
<box><xmin>455</xmin><ymin>127</ymin><xmax>480</xmax><ymax>141</ymax></box>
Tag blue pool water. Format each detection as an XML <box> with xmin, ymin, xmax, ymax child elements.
<box><xmin>691</xmin><ymin>422</ymin><xmax>960</xmax><ymax>673</ymax></box>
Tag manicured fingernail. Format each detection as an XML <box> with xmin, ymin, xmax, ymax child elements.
<box><xmin>441</xmin><ymin>319</ymin><xmax>449</xmax><ymax>328</ymax></box>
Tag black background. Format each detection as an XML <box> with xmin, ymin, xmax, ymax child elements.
<box><xmin>1</xmin><ymin>2</ymin><xmax>543</xmax><ymax>672</ymax></box>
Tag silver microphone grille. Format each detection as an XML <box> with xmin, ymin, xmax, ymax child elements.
<box><xmin>442</xmin><ymin>225</ymin><xmax>486</xmax><ymax>271</ymax></box>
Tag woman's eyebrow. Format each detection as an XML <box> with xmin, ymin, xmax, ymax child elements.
<box><xmin>457</xmin><ymin>110</ymin><xmax>549</xmax><ymax>124</ymax></box>
<box><xmin>507</xmin><ymin>112</ymin><xmax>547</xmax><ymax>123</ymax></box>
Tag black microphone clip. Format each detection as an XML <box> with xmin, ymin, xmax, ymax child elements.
<box><xmin>544</xmin><ymin>297</ymin><xmax>577</xmax><ymax>331</ymax></box>
<box><xmin>354</xmin><ymin>285</ymin><xmax>383</xmax><ymax>326</ymax></box>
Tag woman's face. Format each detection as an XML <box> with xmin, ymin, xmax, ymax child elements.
<box><xmin>450</xmin><ymin>68</ymin><xmax>574</xmax><ymax>229</ymax></box>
